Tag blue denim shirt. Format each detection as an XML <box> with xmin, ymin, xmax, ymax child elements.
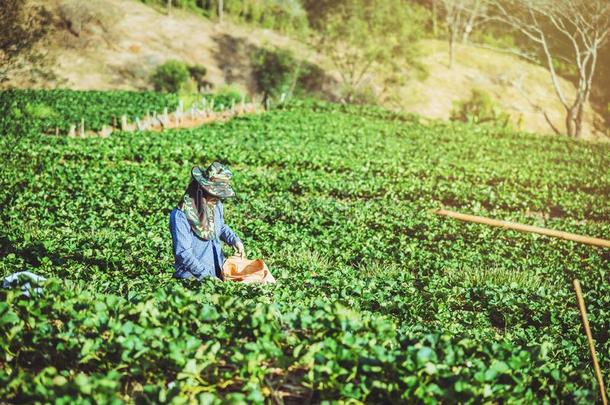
<box><xmin>169</xmin><ymin>202</ymin><xmax>241</xmax><ymax>280</ymax></box>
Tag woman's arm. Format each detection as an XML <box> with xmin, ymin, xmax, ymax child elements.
<box><xmin>169</xmin><ymin>209</ymin><xmax>210</xmax><ymax>278</ymax></box>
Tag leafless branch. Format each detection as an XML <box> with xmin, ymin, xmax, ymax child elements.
<box><xmin>487</xmin><ymin>0</ymin><xmax>610</xmax><ymax>137</ymax></box>
<box><xmin>471</xmin><ymin>43</ymin><xmax>539</xmax><ymax>64</ymax></box>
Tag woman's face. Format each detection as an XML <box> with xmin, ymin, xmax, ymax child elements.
<box><xmin>197</xmin><ymin>184</ymin><xmax>219</xmax><ymax>204</ymax></box>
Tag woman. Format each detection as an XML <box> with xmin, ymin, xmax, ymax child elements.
<box><xmin>169</xmin><ymin>162</ymin><xmax>245</xmax><ymax>280</ymax></box>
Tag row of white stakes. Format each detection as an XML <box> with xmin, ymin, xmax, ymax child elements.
<box><xmin>67</xmin><ymin>95</ymin><xmax>251</xmax><ymax>137</ymax></box>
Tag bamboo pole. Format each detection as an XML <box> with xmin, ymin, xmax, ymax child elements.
<box><xmin>573</xmin><ymin>279</ymin><xmax>608</xmax><ymax>405</ymax></box>
<box><xmin>431</xmin><ymin>209</ymin><xmax>610</xmax><ymax>248</ymax></box>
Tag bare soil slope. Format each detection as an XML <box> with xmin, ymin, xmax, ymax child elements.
<box><xmin>4</xmin><ymin>0</ymin><xmax>605</xmax><ymax>139</ymax></box>
<box><xmin>10</xmin><ymin>0</ymin><xmax>313</xmax><ymax>94</ymax></box>
<box><xmin>402</xmin><ymin>40</ymin><xmax>603</xmax><ymax>139</ymax></box>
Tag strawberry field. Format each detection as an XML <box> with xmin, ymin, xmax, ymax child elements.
<box><xmin>1</xmin><ymin>93</ymin><xmax>609</xmax><ymax>403</ymax></box>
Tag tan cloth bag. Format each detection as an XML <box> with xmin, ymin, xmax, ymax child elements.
<box><xmin>222</xmin><ymin>256</ymin><xmax>276</xmax><ymax>284</ymax></box>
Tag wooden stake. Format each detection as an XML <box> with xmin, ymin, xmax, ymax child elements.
<box><xmin>573</xmin><ymin>279</ymin><xmax>608</xmax><ymax>405</ymax></box>
<box><xmin>432</xmin><ymin>209</ymin><xmax>610</xmax><ymax>249</ymax></box>
<box><xmin>79</xmin><ymin>118</ymin><xmax>85</xmax><ymax>137</ymax></box>
<box><xmin>121</xmin><ymin>115</ymin><xmax>127</xmax><ymax>131</ymax></box>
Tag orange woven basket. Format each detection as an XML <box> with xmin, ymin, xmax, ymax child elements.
<box><xmin>222</xmin><ymin>256</ymin><xmax>276</xmax><ymax>284</ymax></box>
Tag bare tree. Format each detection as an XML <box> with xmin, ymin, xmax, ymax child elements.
<box><xmin>309</xmin><ymin>0</ymin><xmax>425</xmax><ymax>103</ymax></box>
<box><xmin>416</xmin><ymin>0</ymin><xmax>442</xmax><ymax>36</ymax></box>
<box><xmin>439</xmin><ymin>0</ymin><xmax>489</xmax><ymax>67</ymax></box>
<box><xmin>490</xmin><ymin>0</ymin><xmax>610</xmax><ymax>137</ymax></box>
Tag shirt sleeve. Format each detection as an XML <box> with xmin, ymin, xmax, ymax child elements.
<box><xmin>169</xmin><ymin>209</ymin><xmax>208</xmax><ymax>277</ymax></box>
<box><xmin>218</xmin><ymin>203</ymin><xmax>241</xmax><ymax>246</ymax></box>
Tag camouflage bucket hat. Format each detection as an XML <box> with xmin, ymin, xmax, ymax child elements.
<box><xmin>191</xmin><ymin>162</ymin><xmax>236</xmax><ymax>198</ymax></box>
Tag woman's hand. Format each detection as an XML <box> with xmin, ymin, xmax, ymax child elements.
<box><xmin>234</xmin><ymin>241</ymin><xmax>245</xmax><ymax>258</ymax></box>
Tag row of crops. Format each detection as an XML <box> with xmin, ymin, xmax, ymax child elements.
<box><xmin>0</xmin><ymin>90</ymin><xmax>245</xmax><ymax>134</ymax></box>
<box><xmin>1</xmin><ymin>93</ymin><xmax>609</xmax><ymax>403</ymax></box>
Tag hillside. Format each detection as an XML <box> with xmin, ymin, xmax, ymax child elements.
<box><xmin>1</xmin><ymin>93</ymin><xmax>609</xmax><ymax>402</ymax></box>
<box><xmin>2</xmin><ymin>0</ymin><xmax>605</xmax><ymax>139</ymax></box>
<box><xmin>400</xmin><ymin>40</ymin><xmax>602</xmax><ymax>138</ymax></box>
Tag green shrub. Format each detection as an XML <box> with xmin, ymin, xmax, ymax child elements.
<box><xmin>251</xmin><ymin>46</ymin><xmax>298</xmax><ymax>99</ymax></box>
<box><xmin>187</xmin><ymin>64</ymin><xmax>211</xmax><ymax>90</ymax></box>
<box><xmin>151</xmin><ymin>60</ymin><xmax>190</xmax><ymax>93</ymax></box>
<box><xmin>151</xmin><ymin>61</ymin><xmax>214</xmax><ymax>93</ymax></box>
<box><xmin>451</xmin><ymin>88</ymin><xmax>512</xmax><ymax>128</ymax></box>
<box><xmin>251</xmin><ymin>47</ymin><xmax>329</xmax><ymax>101</ymax></box>
<box><xmin>294</xmin><ymin>61</ymin><xmax>328</xmax><ymax>97</ymax></box>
